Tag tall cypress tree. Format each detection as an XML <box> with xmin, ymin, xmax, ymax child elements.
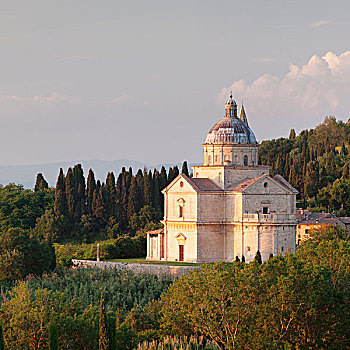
<box><xmin>73</xmin><ymin>164</ymin><xmax>86</xmax><ymax>218</ymax></box>
<box><xmin>181</xmin><ymin>161</ymin><xmax>189</xmax><ymax>177</ymax></box>
<box><xmin>87</xmin><ymin>169</ymin><xmax>97</xmax><ymax>215</ymax></box>
<box><xmin>159</xmin><ymin>166</ymin><xmax>168</xmax><ymax>190</ymax></box>
<box><xmin>34</xmin><ymin>173</ymin><xmax>49</xmax><ymax>192</ymax></box>
<box><xmin>49</xmin><ymin>321</ymin><xmax>58</xmax><ymax>350</ymax></box>
<box><xmin>65</xmin><ymin>167</ymin><xmax>76</xmax><ymax>221</ymax></box>
<box><xmin>105</xmin><ymin>172</ymin><xmax>117</xmax><ymax>216</ymax></box>
<box><xmin>0</xmin><ymin>322</ymin><xmax>4</xmax><ymax>350</ymax></box>
<box><xmin>99</xmin><ymin>291</ymin><xmax>109</xmax><ymax>350</ymax></box>
<box><xmin>54</xmin><ymin>168</ymin><xmax>67</xmax><ymax>216</ymax></box>
<box><xmin>127</xmin><ymin>176</ymin><xmax>140</xmax><ymax>219</ymax></box>
<box><xmin>144</xmin><ymin>170</ymin><xmax>153</xmax><ymax>206</ymax></box>
<box><xmin>153</xmin><ymin>169</ymin><xmax>161</xmax><ymax>212</ymax></box>
<box><xmin>135</xmin><ymin>169</ymin><xmax>144</xmax><ymax>207</ymax></box>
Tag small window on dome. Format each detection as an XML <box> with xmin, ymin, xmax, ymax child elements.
<box><xmin>180</xmin><ymin>181</ymin><xmax>184</xmax><ymax>188</ymax></box>
<box><xmin>264</xmin><ymin>182</ymin><xmax>268</xmax><ymax>188</ymax></box>
<box><xmin>208</xmin><ymin>155</ymin><xmax>211</xmax><ymax>163</ymax></box>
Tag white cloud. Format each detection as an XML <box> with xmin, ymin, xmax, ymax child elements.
<box><xmin>218</xmin><ymin>51</ymin><xmax>350</xmax><ymax>122</ymax></box>
<box><xmin>310</xmin><ymin>20</ymin><xmax>332</xmax><ymax>28</ymax></box>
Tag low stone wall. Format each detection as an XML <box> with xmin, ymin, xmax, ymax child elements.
<box><xmin>72</xmin><ymin>259</ymin><xmax>200</xmax><ymax>276</ymax></box>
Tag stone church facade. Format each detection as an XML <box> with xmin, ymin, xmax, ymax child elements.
<box><xmin>147</xmin><ymin>95</ymin><xmax>298</xmax><ymax>263</ymax></box>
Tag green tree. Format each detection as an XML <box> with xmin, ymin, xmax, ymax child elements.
<box><xmin>0</xmin><ymin>322</ymin><xmax>4</xmax><ymax>350</ymax></box>
<box><xmin>181</xmin><ymin>161</ymin><xmax>190</xmax><ymax>177</ymax></box>
<box><xmin>87</xmin><ymin>169</ymin><xmax>97</xmax><ymax>215</ymax></box>
<box><xmin>49</xmin><ymin>321</ymin><xmax>58</xmax><ymax>350</ymax></box>
<box><xmin>254</xmin><ymin>250</ymin><xmax>262</xmax><ymax>264</ymax></box>
<box><xmin>99</xmin><ymin>291</ymin><xmax>109</xmax><ymax>350</ymax></box>
<box><xmin>54</xmin><ymin>168</ymin><xmax>67</xmax><ymax>217</ymax></box>
<box><xmin>34</xmin><ymin>173</ymin><xmax>49</xmax><ymax>192</ymax></box>
<box><xmin>0</xmin><ymin>228</ymin><xmax>55</xmax><ymax>281</ymax></box>
<box><xmin>127</xmin><ymin>176</ymin><xmax>140</xmax><ymax>220</ymax></box>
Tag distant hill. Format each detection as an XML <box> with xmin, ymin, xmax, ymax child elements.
<box><xmin>0</xmin><ymin>159</ymin><xmax>197</xmax><ymax>188</ymax></box>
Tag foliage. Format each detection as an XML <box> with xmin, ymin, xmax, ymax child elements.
<box><xmin>0</xmin><ymin>282</ymin><xmax>99</xmax><ymax>350</ymax></box>
<box><xmin>54</xmin><ymin>235</ymin><xmax>146</xmax><ymax>266</ymax></box>
<box><xmin>0</xmin><ymin>227</ymin><xmax>55</xmax><ymax>281</ymax></box>
<box><xmin>259</xmin><ymin>117</ymin><xmax>350</xmax><ymax>212</ymax></box>
<box><xmin>99</xmin><ymin>291</ymin><xmax>109</xmax><ymax>350</ymax></box>
<box><xmin>160</xmin><ymin>244</ymin><xmax>350</xmax><ymax>349</ymax></box>
<box><xmin>136</xmin><ymin>336</ymin><xmax>220</xmax><ymax>349</ymax></box>
<box><xmin>0</xmin><ymin>183</ymin><xmax>54</xmax><ymax>233</ymax></box>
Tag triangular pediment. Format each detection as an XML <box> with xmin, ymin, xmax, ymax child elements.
<box><xmin>161</xmin><ymin>174</ymin><xmax>200</xmax><ymax>194</ymax></box>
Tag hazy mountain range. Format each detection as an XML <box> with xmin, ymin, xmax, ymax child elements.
<box><xmin>0</xmin><ymin>159</ymin><xmax>196</xmax><ymax>188</ymax></box>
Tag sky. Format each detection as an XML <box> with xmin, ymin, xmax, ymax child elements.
<box><xmin>0</xmin><ymin>0</ymin><xmax>350</xmax><ymax>166</ymax></box>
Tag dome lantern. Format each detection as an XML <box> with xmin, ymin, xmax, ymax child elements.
<box><xmin>224</xmin><ymin>92</ymin><xmax>238</xmax><ymax>119</ymax></box>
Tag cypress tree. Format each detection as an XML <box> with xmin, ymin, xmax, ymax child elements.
<box><xmin>34</xmin><ymin>173</ymin><xmax>49</xmax><ymax>191</ymax></box>
<box><xmin>254</xmin><ymin>251</ymin><xmax>262</xmax><ymax>264</ymax></box>
<box><xmin>153</xmin><ymin>169</ymin><xmax>161</xmax><ymax>212</ymax></box>
<box><xmin>241</xmin><ymin>256</ymin><xmax>245</xmax><ymax>263</ymax></box>
<box><xmin>127</xmin><ymin>176</ymin><xmax>140</xmax><ymax>219</ymax></box>
<box><xmin>159</xmin><ymin>166</ymin><xmax>168</xmax><ymax>190</ymax></box>
<box><xmin>105</xmin><ymin>172</ymin><xmax>117</xmax><ymax>216</ymax></box>
<box><xmin>167</xmin><ymin>167</ymin><xmax>174</xmax><ymax>184</ymax></box>
<box><xmin>173</xmin><ymin>166</ymin><xmax>179</xmax><ymax>179</ymax></box>
<box><xmin>49</xmin><ymin>321</ymin><xmax>58</xmax><ymax>350</ymax></box>
<box><xmin>0</xmin><ymin>322</ymin><xmax>4</xmax><ymax>350</ymax></box>
<box><xmin>65</xmin><ymin>167</ymin><xmax>76</xmax><ymax>221</ymax></box>
<box><xmin>87</xmin><ymin>169</ymin><xmax>97</xmax><ymax>215</ymax></box>
<box><xmin>73</xmin><ymin>164</ymin><xmax>86</xmax><ymax>218</ymax></box>
<box><xmin>289</xmin><ymin>128</ymin><xmax>296</xmax><ymax>140</ymax></box>
<box><xmin>235</xmin><ymin>256</ymin><xmax>240</xmax><ymax>262</ymax></box>
<box><xmin>135</xmin><ymin>169</ymin><xmax>144</xmax><ymax>207</ymax></box>
<box><xmin>144</xmin><ymin>170</ymin><xmax>153</xmax><ymax>206</ymax></box>
<box><xmin>92</xmin><ymin>188</ymin><xmax>105</xmax><ymax>220</ymax></box>
<box><xmin>54</xmin><ymin>168</ymin><xmax>67</xmax><ymax>216</ymax></box>
<box><xmin>181</xmin><ymin>161</ymin><xmax>189</xmax><ymax>177</ymax></box>
<box><xmin>99</xmin><ymin>291</ymin><xmax>109</xmax><ymax>350</ymax></box>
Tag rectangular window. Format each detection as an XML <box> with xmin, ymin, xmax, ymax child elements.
<box><xmin>179</xmin><ymin>206</ymin><xmax>183</xmax><ymax>217</ymax></box>
<box><xmin>263</xmin><ymin>207</ymin><xmax>269</xmax><ymax>214</ymax></box>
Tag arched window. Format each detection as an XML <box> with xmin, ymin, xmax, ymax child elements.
<box><xmin>218</xmin><ymin>172</ymin><xmax>222</xmax><ymax>183</ymax></box>
<box><xmin>215</xmin><ymin>155</ymin><xmax>218</xmax><ymax>163</ymax></box>
<box><xmin>244</xmin><ymin>155</ymin><xmax>248</xmax><ymax>166</ymax></box>
<box><xmin>208</xmin><ymin>155</ymin><xmax>211</xmax><ymax>164</ymax></box>
<box><xmin>179</xmin><ymin>206</ymin><xmax>183</xmax><ymax>218</ymax></box>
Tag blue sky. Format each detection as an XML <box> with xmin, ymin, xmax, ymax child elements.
<box><xmin>0</xmin><ymin>0</ymin><xmax>350</xmax><ymax>165</ymax></box>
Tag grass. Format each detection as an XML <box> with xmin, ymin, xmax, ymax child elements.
<box><xmin>106</xmin><ymin>257</ymin><xmax>202</xmax><ymax>266</ymax></box>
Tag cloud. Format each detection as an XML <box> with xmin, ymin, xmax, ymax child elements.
<box><xmin>310</xmin><ymin>20</ymin><xmax>332</xmax><ymax>28</ymax></box>
<box><xmin>218</xmin><ymin>51</ymin><xmax>350</xmax><ymax>122</ymax></box>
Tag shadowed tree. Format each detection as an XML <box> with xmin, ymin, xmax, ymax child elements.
<box><xmin>54</xmin><ymin>168</ymin><xmax>67</xmax><ymax>217</ymax></box>
<box><xmin>34</xmin><ymin>173</ymin><xmax>49</xmax><ymax>192</ymax></box>
<box><xmin>181</xmin><ymin>161</ymin><xmax>190</xmax><ymax>177</ymax></box>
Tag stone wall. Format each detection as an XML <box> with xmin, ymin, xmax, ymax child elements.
<box><xmin>72</xmin><ymin>259</ymin><xmax>200</xmax><ymax>276</ymax></box>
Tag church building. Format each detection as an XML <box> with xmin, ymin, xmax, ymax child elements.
<box><xmin>146</xmin><ymin>95</ymin><xmax>298</xmax><ymax>263</ymax></box>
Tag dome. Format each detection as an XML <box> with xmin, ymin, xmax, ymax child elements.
<box><xmin>205</xmin><ymin>116</ymin><xmax>257</xmax><ymax>144</ymax></box>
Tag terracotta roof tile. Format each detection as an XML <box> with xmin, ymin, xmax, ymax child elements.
<box><xmin>227</xmin><ymin>175</ymin><xmax>267</xmax><ymax>192</ymax></box>
<box><xmin>187</xmin><ymin>178</ymin><xmax>222</xmax><ymax>192</ymax></box>
<box><xmin>146</xmin><ymin>229</ymin><xmax>164</xmax><ymax>235</ymax></box>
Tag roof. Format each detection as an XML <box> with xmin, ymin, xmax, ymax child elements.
<box><xmin>187</xmin><ymin>177</ymin><xmax>222</xmax><ymax>192</ymax></box>
<box><xmin>339</xmin><ymin>217</ymin><xmax>350</xmax><ymax>224</ymax></box>
<box><xmin>146</xmin><ymin>228</ymin><xmax>164</xmax><ymax>235</ymax></box>
<box><xmin>227</xmin><ymin>175</ymin><xmax>267</xmax><ymax>192</ymax></box>
<box><xmin>205</xmin><ymin>116</ymin><xmax>257</xmax><ymax>144</ymax></box>
<box><xmin>274</xmin><ymin>175</ymin><xmax>298</xmax><ymax>194</ymax></box>
<box><xmin>297</xmin><ymin>210</ymin><xmax>341</xmax><ymax>225</ymax></box>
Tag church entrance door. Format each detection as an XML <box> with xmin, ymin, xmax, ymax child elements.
<box><xmin>179</xmin><ymin>245</ymin><xmax>184</xmax><ymax>261</ymax></box>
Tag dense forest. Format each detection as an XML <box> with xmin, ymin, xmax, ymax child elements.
<box><xmin>0</xmin><ymin>162</ymin><xmax>190</xmax><ymax>276</ymax></box>
<box><xmin>260</xmin><ymin>116</ymin><xmax>350</xmax><ymax>215</ymax></box>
